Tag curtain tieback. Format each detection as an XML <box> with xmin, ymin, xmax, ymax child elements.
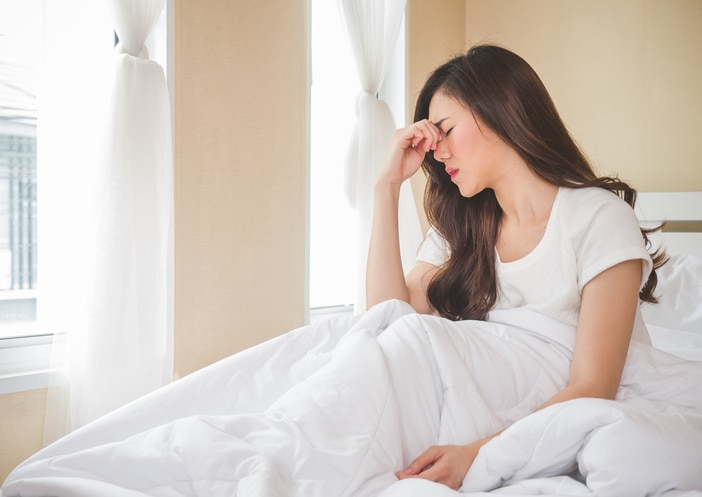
<box><xmin>115</xmin><ymin>42</ymin><xmax>149</xmax><ymax>59</ymax></box>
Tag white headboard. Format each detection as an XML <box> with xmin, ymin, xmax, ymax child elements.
<box><xmin>635</xmin><ymin>192</ymin><xmax>702</xmax><ymax>256</ymax></box>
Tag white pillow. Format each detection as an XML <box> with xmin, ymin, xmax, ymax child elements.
<box><xmin>641</xmin><ymin>254</ymin><xmax>702</xmax><ymax>334</ymax></box>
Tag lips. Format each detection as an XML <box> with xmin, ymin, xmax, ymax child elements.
<box><xmin>446</xmin><ymin>168</ymin><xmax>459</xmax><ymax>180</ymax></box>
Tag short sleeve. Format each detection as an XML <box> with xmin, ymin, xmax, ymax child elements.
<box><xmin>576</xmin><ymin>192</ymin><xmax>653</xmax><ymax>292</ymax></box>
<box><xmin>415</xmin><ymin>227</ymin><xmax>450</xmax><ymax>267</ymax></box>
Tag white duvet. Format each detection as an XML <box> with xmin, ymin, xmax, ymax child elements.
<box><xmin>3</xmin><ymin>299</ymin><xmax>702</xmax><ymax>497</ymax></box>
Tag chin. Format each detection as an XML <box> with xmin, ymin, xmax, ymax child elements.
<box><xmin>457</xmin><ymin>184</ymin><xmax>484</xmax><ymax>199</ymax></box>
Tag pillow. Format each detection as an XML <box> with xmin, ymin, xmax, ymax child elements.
<box><xmin>641</xmin><ymin>254</ymin><xmax>702</xmax><ymax>333</ymax></box>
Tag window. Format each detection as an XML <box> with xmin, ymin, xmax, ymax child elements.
<box><xmin>0</xmin><ymin>1</ymin><xmax>169</xmax><ymax>393</ymax></box>
<box><xmin>309</xmin><ymin>0</ymin><xmax>359</xmax><ymax>311</ymax></box>
<box><xmin>0</xmin><ymin>0</ymin><xmax>40</xmax><ymax>341</ymax></box>
<box><xmin>309</xmin><ymin>0</ymin><xmax>405</xmax><ymax>314</ymax></box>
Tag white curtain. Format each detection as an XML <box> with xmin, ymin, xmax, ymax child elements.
<box><xmin>337</xmin><ymin>0</ymin><xmax>423</xmax><ymax>312</ymax></box>
<box><xmin>41</xmin><ymin>0</ymin><xmax>173</xmax><ymax>444</ymax></box>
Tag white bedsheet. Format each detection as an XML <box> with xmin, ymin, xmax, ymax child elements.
<box><xmin>3</xmin><ymin>300</ymin><xmax>702</xmax><ymax>497</ymax></box>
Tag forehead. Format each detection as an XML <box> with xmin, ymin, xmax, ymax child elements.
<box><xmin>428</xmin><ymin>92</ymin><xmax>468</xmax><ymax>123</ymax></box>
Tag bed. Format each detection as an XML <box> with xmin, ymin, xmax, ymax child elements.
<box><xmin>2</xmin><ymin>192</ymin><xmax>701</xmax><ymax>497</ymax></box>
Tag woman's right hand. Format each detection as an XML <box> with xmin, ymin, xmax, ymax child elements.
<box><xmin>377</xmin><ymin>119</ymin><xmax>443</xmax><ymax>188</ymax></box>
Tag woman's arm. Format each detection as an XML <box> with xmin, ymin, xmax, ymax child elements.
<box><xmin>397</xmin><ymin>258</ymin><xmax>643</xmax><ymax>488</ymax></box>
<box><xmin>366</xmin><ymin>180</ymin><xmax>409</xmax><ymax>307</ymax></box>
<box><xmin>366</xmin><ymin>121</ymin><xmax>442</xmax><ymax>311</ymax></box>
<box><xmin>541</xmin><ymin>258</ymin><xmax>642</xmax><ymax>406</ymax></box>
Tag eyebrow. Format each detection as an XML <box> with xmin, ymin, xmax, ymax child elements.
<box><xmin>431</xmin><ymin>117</ymin><xmax>449</xmax><ymax>129</ymax></box>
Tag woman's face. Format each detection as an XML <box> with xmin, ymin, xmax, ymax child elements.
<box><xmin>428</xmin><ymin>91</ymin><xmax>509</xmax><ymax>198</ymax></box>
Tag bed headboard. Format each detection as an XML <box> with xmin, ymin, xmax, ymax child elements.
<box><xmin>635</xmin><ymin>192</ymin><xmax>702</xmax><ymax>256</ymax></box>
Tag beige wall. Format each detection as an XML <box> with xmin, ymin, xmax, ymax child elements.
<box><xmin>172</xmin><ymin>0</ymin><xmax>308</xmax><ymax>377</ymax></box>
<box><xmin>0</xmin><ymin>389</ymin><xmax>46</xmax><ymax>485</ymax></box>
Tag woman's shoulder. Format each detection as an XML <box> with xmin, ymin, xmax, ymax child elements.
<box><xmin>557</xmin><ymin>187</ymin><xmax>652</xmax><ymax>293</ymax></box>
<box><xmin>557</xmin><ymin>186</ymin><xmax>634</xmax><ymax>219</ymax></box>
<box><xmin>559</xmin><ymin>185</ymin><xmax>627</xmax><ymax>204</ymax></box>
<box><xmin>554</xmin><ymin>186</ymin><xmax>642</xmax><ymax>248</ymax></box>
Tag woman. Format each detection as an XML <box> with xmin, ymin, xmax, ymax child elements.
<box><xmin>366</xmin><ymin>44</ymin><xmax>665</xmax><ymax>489</ymax></box>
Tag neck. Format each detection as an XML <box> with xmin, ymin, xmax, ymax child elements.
<box><xmin>493</xmin><ymin>169</ymin><xmax>559</xmax><ymax>226</ymax></box>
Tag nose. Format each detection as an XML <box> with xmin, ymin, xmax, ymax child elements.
<box><xmin>433</xmin><ymin>138</ymin><xmax>450</xmax><ymax>162</ymax></box>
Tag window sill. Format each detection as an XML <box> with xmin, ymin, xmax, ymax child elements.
<box><xmin>0</xmin><ymin>369</ymin><xmax>50</xmax><ymax>394</ymax></box>
<box><xmin>0</xmin><ymin>334</ymin><xmax>52</xmax><ymax>394</ymax></box>
<box><xmin>309</xmin><ymin>304</ymin><xmax>354</xmax><ymax>325</ymax></box>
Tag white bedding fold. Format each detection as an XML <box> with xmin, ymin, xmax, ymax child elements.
<box><xmin>3</xmin><ymin>300</ymin><xmax>701</xmax><ymax>497</ymax></box>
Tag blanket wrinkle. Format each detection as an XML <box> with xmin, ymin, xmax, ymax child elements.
<box><xmin>338</xmin><ymin>376</ymin><xmax>397</xmax><ymax>497</ymax></box>
<box><xmin>463</xmin><ymin>396</ymin><xmax>702</xmax><ymax>497</ymax></box>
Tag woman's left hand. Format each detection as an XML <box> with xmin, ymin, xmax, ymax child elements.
<box><xmin>395</xmin><ymin>442</ymin><xmax>481</xmax><ymax>490</ymax></box>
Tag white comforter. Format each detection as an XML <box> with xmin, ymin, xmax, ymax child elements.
<box><xmin>3</xmin><ymin>300</ymin><xmax>702</xmax><ymax>497</ymax></box>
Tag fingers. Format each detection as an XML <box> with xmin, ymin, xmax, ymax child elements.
<box><xmin>414</xmin><ymin>462</ymin><xmax>455</xmax><ymax>487</ymax></box>
<box><xmin>395</xmin><ymin>445</ymin><xmax>470</xmax><ymax>490</ymax></box>
<box><xmin>379</xmin><ymin>120</ymin><xmax>443</xmax><ymax>186</ymax></box>
<box><xmin>395</xmin><ymin>446</ymin><xmax>440</xmax><ymax>479</ymax></box>
<box><xmin>400</xmin><ymin>119</ymin><xmax>443</xmax><ymax>153</ymax></box>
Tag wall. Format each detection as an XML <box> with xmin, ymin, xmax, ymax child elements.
<box><xmin>172</xmin><ymin>0</ymin><xmax>308</xmax><ymax>377</ymax></box>
<box><xmin>0</xmin><ymin>389</ymin><xmax>46</xmax><ymax>484</ymax></box>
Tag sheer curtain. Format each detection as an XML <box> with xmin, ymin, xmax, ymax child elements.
<box><xmin>42</xmin><ymin>0</ymin><xmax>173</xmax><ymax>444</ymax></box>
<box><xmin>336</xmin><ymin>0</ymin><xmax>422</xmax><ymax>312</ymax></box>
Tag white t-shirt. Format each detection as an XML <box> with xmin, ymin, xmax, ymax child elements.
<box><xmin>416</xmin><ymin>187</ymin><xmax>653</xmax><ymax>343</ymax></box>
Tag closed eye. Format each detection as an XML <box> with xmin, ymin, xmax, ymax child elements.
<box><xmin>443</xmin><ymin>127</ymin><xmax>453</xmax><ymax>137</ymax></box>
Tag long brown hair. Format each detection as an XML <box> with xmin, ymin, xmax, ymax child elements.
<box><xmin>414</xmin><ymin>44</ymin><xmax>665</xmax><ymax>321</ymax></box>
